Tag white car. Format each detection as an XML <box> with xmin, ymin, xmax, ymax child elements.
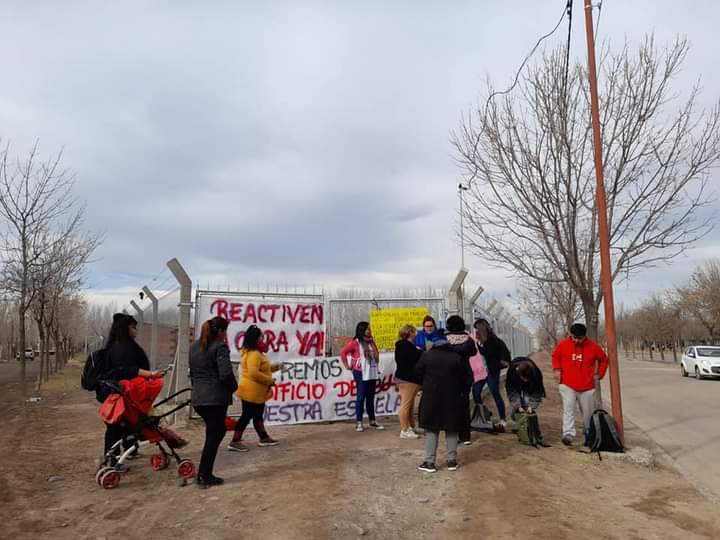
<box><xmin>681</xmin><ymin>346</ymin><xmax>720</xmax><ymax>379</ymax></box>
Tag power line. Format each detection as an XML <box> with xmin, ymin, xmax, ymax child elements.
<box><xmin>482</xmin><ymin>0</ymin><xmax>573</xmax><ymax>119</ymax></box>
<box><xmin>468</xmin><ymin>0</ymin><xmax>574</xmax><ymax>186</ymax></box>
<box><xmin>594</xmin><ymin>1</ymin><xmax>603</xmax><ymax>42</ymax></box>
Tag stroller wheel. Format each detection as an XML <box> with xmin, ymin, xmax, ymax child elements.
<box><xmin>150</xmin><ymin>454</ymin><xmax>170</xmax><ymax>471</ymax></box>
<box><xmin>95</xmin><ymin>466</ymin><xmax>111</xmax><ymax>486</ymax></box>
<box><xmin>177</xmin><ymin>459</ymin><xmax>195</xmax><ymax>479</ymax></box>
<box><xmin>99</xmin><ymin>469</ymin><xmax>121</xmax><ymax>489</ymax></box>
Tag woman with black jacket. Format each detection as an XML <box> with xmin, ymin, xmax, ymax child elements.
<box><xmin>472</xmin><ymin>318</ymin><xmax>511</xmax><ymax>427</ymax></box>
<box><xmin>189</xmin><ymin>316</ymin><xmax>237</xmax><ymax>489</ymax></box>
<box><xmin>101</xmin><ymin>313</ymin><xmax>162</xmax><ymax>454</ymax></box>
<box><xmin>394</xmin><ymin>325</ymin><xmax>422</xmax><ymax>439</ymax></box>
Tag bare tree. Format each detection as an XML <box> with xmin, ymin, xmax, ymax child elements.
<box><xmin>0</xmin><ymin>141</ymin><xmax>96</xmax><ymax>380</ymax></box>
<box><xmin>453</xmin><ymin>36</ymin><xmax>720</xmax><ymax>339</ymax></box>
<box><xmin>677</xmin><ymin>259</ymin><xmax>720</xmax><ymax>343</ymax></box>
<box><xmin>29</xmin><ymin>221</ymin><xmax>101</xmax><ymax>386</ymax></box>
<box><xmin>520</xmin><ymin>275</ymin><xmax>582</xmax><ymax>349</ymax></box>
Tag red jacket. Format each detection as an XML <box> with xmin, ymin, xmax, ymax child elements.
<box><xmin>551</xmin><ymin>337</ymin><xmax>608</xmax><ymax>392</ymax></box>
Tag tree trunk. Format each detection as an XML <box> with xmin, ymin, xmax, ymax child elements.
<box><xmin>581</xmin><ymin>297</ymin><xmax>599</xmax><ymax>340</ymax></box>
<box><xmin>18</xmin><ymin>307</ymin><xmax>27</xmax><ymax>382</ymax></box>
<box><xmin>37</xmin><ymin>324</ymin><xmax>46</xmax><ymax>385</ymax></box>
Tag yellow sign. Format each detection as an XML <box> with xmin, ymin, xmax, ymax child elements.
<box><xmin>369</xmin><ymin>307</ymin><xmax>429</xmax><ymax>351</ymax></box>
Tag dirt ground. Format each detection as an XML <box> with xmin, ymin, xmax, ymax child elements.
<box><xmin>1</xmin><ymin>353</ymin><xmax>719</xmax><ymax>540</ymax></box>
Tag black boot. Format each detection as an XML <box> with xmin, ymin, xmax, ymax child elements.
<box><xmin>197</xmin><ymin>473</ymin><xmax>224</xmax><ymax>489</ymax></box>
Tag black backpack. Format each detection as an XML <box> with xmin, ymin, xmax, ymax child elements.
<box><xmin>81</xmin><ymin>349</ymin><xmax>109</xmax><ymax>391</ymax></box>
<box><xmin>587</xmin><ymin>409</ymin><xmax>624</xmax><ymax>457</ymax></box>
<box><xmin>470</xmin><ymin>403</ymin><xmax>498</xmax><ymax>434</ymax></box>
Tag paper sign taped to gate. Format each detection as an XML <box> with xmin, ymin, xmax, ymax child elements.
<box><xmin>369</xmin><ymin>307</ymin><xmax>429</xmax><ymax>351</ymax></box>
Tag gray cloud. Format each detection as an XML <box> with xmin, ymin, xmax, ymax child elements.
<box><xmin>1</xmin><ymin>1</ymin><xmax>718</xmax><ymax>310</ymax></box>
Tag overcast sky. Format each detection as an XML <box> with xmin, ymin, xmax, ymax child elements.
<box><xmin>1</xmin><ymin>1</ymin><xmax>718</xmax><ymax>315</ymax></box>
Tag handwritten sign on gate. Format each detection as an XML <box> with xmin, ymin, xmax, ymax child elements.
<box><xmin>195</xmin><ymin>293</ymin><xmax>401</xmax><ymax>425</ymax></box>
<box><xmin>369</xmin><ymin>307</ymin><xmax>429</xmax><ymax>351</ymax></box>
<box><xmin>196</xmin><ymin>294</ymin><xmax>325</xmax><ymax>362</ymax></box>
<box><xmin>263</xmin><ymin>352</ymin><xmax>400</xmax><ymax>425</ymax></box>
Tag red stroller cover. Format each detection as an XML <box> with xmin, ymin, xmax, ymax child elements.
<box><xmin>99</xmin><ymin>377</ymin><xmax>164</xmax><ymax>425</ymax></box>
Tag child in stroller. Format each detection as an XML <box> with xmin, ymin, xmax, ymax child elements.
<box><xmin>96</xmin><ymin>376</ymin><xmax>194</xmax><ymax>489</ymax></box>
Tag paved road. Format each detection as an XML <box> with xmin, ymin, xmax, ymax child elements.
<box><xmin>605</xmin><ymin>357</ymin><xmax>720</xmax><ymax>499</ymax></box>
<box><xmin>0</xmin><ymin>359</ymin><xmax>42</xmax><ymax>385</ymax></box>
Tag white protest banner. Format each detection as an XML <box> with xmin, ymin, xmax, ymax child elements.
<box><xmin>263</xmin><ymin>352</ymin><xmax>400</xmax><ymax>425</ymax></box>
<box><xmin>195</xmin><ymin>292</ymin><xmax>325</xmax><ymax>362</ymax></box>
<box><xmin>195</xmin><ymin>292</ymin><xmax>401</xmax><ymax>425</ymax></box>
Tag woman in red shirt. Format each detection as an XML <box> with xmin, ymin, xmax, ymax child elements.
<box><xmin>340</xmin><ymin>322</ymin><xmax>385</xmax><ymax>433</ymax></box>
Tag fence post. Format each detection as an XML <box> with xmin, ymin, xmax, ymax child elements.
<box><xmin>142</xmin><ymin>286</ymin><xmax>159</xmax><ymax>370</ymax></box>
<box><xmin>167</xmin><ymin>258</ymin><xmax>192</xmax><ymax>419</ymax></box>
<box><xmin>129</xmin><ymin>300</ymin><xmax>144</xmax><ymax>342</ymax></box>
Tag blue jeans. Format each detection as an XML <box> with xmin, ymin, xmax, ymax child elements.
<box><xmin>353</xmin><ymin>370</ymin><xmax>376</xmax><ymax>422</ymax></box>
<box><xmin>472</xmin><ymin>372</ymin><xmax>506</xmax><ymax>421</ymax></box>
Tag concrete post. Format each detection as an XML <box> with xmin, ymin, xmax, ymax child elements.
<box><xmin>142</xmin><ymin>286</ymin><xmax>159</xmax><ymax>370</ymax></box>
<box><xmin>448</xmin><ymin>268</ymin><xmax>468</xmax><ymax>317</ymax></box>
<box><xmin>129</xmin><ymin>300</ymin><xmax>144</xmax><ymax>342</ymax></box>
<box><xmin>167</xmin><ymin>258</ymin><xmax>192</xmax><ymax>417</ymax></box>
<box><xmin>468</xmin><ymin>286</ymin><xmax>484</xmax><ymax>327</ymax></box>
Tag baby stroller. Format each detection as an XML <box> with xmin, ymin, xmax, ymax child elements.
<box><xmin>96</xmin><ymin>376</ymin><xmax>194</xmax><ymax>489</ymax></box>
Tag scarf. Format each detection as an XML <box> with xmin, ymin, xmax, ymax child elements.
<box><xmin>358</xmin><ymin>338</ymin><xmax>379</xmax><ymax>381</ymax></box>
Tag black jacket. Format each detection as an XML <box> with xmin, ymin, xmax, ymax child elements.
<box><xmin>505</xmin><ymin>357</ymin><xmax>545</xmax><ymax>410</ymax></box>
<box><xmin>414</xmin><ymin>341</ymin><xmax>474</xmax><ymax>432</ymax></box>
<box><xmin>189</xmin><ymin>339</ymin><xmax>237</xmax><ymax>407</ymax></box>
<box><xmin>394</xmin><ymin>339</ymin><xmax>422</xmax><ymax>383</ymax></box>
<box><xmin>96</xmin><ymin>340</ymin><xmax>150</xmax><ymax>402</ymax></box>
<box><xmin>478</xmin><ymin>334</ymin><xmax>511</xmax><ymax>376</ymax></box>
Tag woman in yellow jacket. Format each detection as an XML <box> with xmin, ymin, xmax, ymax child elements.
<box><xmin>228</xmin><ymin>325</ymin><xmax>282</xmax><ymax>452</ymax></box>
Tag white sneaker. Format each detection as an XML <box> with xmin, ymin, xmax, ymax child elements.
<box><xmin>355</xmin><ymin>422</ymin><xmax>364</xmax><ymax>432</ymax></box>
<box><xmin>400</xmin><ymin>429</ymin><xmax>420</xmax><ymax>439</ymax></box>
<box><xmin>369</xmin><ymin>421</ymin><xmax>385</xmax><ymax>430</ymax></box>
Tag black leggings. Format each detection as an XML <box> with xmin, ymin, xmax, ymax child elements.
<box><xmin>104</xmin><ymin>423</ymin><xmax>127</xmax><ymax>454</ymax></box>
<box><xmin>195</xmin><ymin>405</ymin><xmax>229</xmax><ymax>477</ymax></box>
<box><xmin>232</xmin><ymin>400</ymin><xmax>268</xmax><ymax>441</ymax></box>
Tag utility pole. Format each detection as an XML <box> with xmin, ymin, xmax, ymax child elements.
<box><xmin>583</xmin><ymin>0</ymin><xmax>624</xmax><ymax>440</ymax></box>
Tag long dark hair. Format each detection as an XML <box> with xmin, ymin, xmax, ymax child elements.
<box><xmin>105</xmin><ymin>313</ymin><xmax>137</xmax><ymax>347</ymax></box>
<box><xmin>200</xmin><ymin>316</ymin><xmax>229</xmax><ymax>352</ymax></box>
<box><xmin>354</xmin><ymin>321</ymin><xmax>370</xmax><ymax>341</ymax></box>
<box><xmin>242</xmin><ymin>325</ymin><xmax>263</xmax><ymax>350</ymax></box>
<box><xmin>473</xmin><ymin>318</ymin><xmax>495</xmax><ymax>341</ymax></box>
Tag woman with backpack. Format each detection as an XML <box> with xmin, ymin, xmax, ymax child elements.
<box><xmin>506</xmin><ymin>357</ymin><xmax>548</xmax><ymax>447</ymax></box>
<box><xmin>189</xmin><ymin>316</ymin><xmax>238</xmax><ymax>488</ymax></box>
<box><xmin>472</xmin><ymin>318</ymin><xmax>511</xmax><ymax>428</ymax></box>
<box><xmin>340</xmin><ymin>321</ymin><xmax>385</xmax><ymax>432</ymax></box>
<box><xmin>101</xmin><ymin>313</ymin><xmax>163</xmax><ymax>454</ymax></box>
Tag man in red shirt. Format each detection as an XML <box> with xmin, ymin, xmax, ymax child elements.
<box><xmin>551</xmin><ymin>323</ymin><xmax>608</xmax><ymax>446</ymax></box>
